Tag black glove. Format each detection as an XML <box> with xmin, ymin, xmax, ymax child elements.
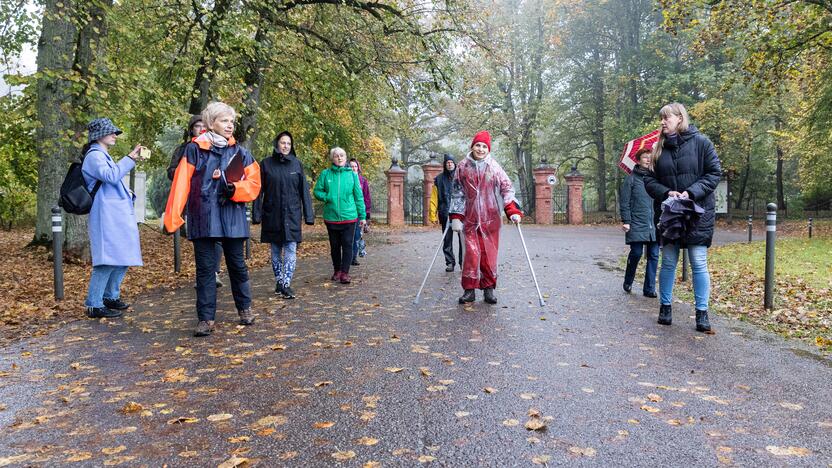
<box><xmin>219</xmin><ymin>182</ymin><xmax>236</xmax><ymax>204</ymax></box>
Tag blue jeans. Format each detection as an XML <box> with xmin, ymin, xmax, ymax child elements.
<box><xmin>270</xmin><ymin>242</ymin><xmax>298</xmax><ymax>287</ymax></box>
<box><xmin>659</xmin><ymin>244</ymin><xmax>710</xmax><ymax>311</ymax></box>
<box><xmin>624</xmin><ymin>242</ymin><xmax>659</xmax><ymax>294</ymax></box>
<box><xmin>352</xmin><ymin>224</ymin><xmax>365</xmax><ymax>258</ymax></box>
<box><xmin>85</xmin><ymin>265</ymin><xmax>129</xmax><ymax>308</ymax></box>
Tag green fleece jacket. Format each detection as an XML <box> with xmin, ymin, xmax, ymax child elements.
<box><xmin>313</xmin><ymin>165</ymin><xmax>366</xmax><ymax>222</ymax></box>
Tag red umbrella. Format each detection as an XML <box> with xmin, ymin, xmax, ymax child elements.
<box><xmin>619</xmin><ymin>130</ymin><xmax>660</xmax><ymax>174</ymax></box>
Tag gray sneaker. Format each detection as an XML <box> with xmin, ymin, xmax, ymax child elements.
<box><xmin>215</xmin><ymin>272</ymin><xmax>224</xmax><ymax>288</ymax></box>
<box><xmin>238</xmin><ymin>308</ymin><xmax>255</xmax><ymax>325</ymax></box>
<box><xmin>194</xmin><ymin>320</ymin><xmax>215</xmax><ymax>337</ymax></box>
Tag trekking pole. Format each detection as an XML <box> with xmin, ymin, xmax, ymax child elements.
<box><xmin>516</xmin><ymin>223</ymin><xmax>546</xmax><ymax>307</ymax></box>
<box><xmin>414</xmin><ymin>221</ymin><xmax>452</xmax><ymax>305</ymax></box>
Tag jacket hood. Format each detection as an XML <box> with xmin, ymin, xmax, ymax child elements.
<box><xmin>442</xmin><ymin>154</ymin><xmax>456</xmax><ymax>175</ymax></box>
<box><xmin>633</xmin><ymin>165</ymin><xmax>649</xmax><ymax>176</ymax></box>
<box><xmin>272</xmin><ymin>131</ymin><xmax>296</xmax><ymax>161</ymax></box>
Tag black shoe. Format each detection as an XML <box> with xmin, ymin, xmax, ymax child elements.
<box><xmin>695</xmin><ymin>309</ymin><xmax>711</xmax><ymax>332</ymax></box>
<box><xmin>103</xmin><ymin>298</ymin><xmax>129</xmax><ymax>310</ymax></box>
<box><xmin>643</xmin><ymin>291</ymin><xmax>657</xmax><ymax>298</ymax></box>
<box><xmin>275</xmin><ymin>282</ymin><xmax>285</xmax><ymax>296</ymax></box>
<box><xmin>458</xmin><ymin>289</ymin><xmax>475</xmax><ymax>304</ymax></box>
<box><xmin>483</xmin><ymin>288</ymin><xmax>497</xmax><ymax>304</ymax></box>
<box><xmin>623</xmin><ymin>283</ymin><xmax>632</xmax><ymax>293</ymax></box>
<box><xmin>658</xmin><ymin>304</ymin><xmax>672</xmax><ymax>325</ymax></box>
<box><xmin>351</xmin><ymin>259</ymin><xmax>360</xmax><ymax>266</ymax></box>
<box><xmin>86</xmin><ymin>307</ymin><xmax>123</xmax><ymax>319</ymax></box>
<box><xmin>445</xmin><ymin>264</ymin><xmax>454</xmax><ymax>272</ymax></box>
<box><xmin>281</xmin><ymin>285</ymin><xmax>295</xmax><ymax>299</ymax></box>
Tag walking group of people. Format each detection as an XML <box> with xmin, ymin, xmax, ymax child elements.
<box><xmin>81</xmin><ymin>101</ymin><xmax>373</xmax><ymax>336</ymax></box>
<box><xmin>619</xmin><ymin>102</ymin><xmax>722</xmax><ymax>332</ymax></box>
<box><xmin>78</xmin><ymin>99</ymin><xmax>717</xmax><ymax>337</ymax></box>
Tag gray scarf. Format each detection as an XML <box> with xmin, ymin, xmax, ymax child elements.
<box><xmin>203</xmin><ymin>131</ymin><xmax>229</xmax><ymax>148</ymax></box>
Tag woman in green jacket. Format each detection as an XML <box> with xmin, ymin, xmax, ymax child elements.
<box><xmin>313</xmin><ymin>147</ymin><xmax>366</xmax><ymax>284</ymax></box>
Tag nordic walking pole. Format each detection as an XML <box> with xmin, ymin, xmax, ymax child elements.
<box><xmin>516</xmin><ymin>223</ymin><xmax>546</xmax><ymax>307</ymax></box>
<box><xmin>414</xmin><ymin>220</ymin><xmax>453</xmax><ymax>304</ymax></box>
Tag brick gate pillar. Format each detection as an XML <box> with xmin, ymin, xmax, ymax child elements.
<box><xmin>422</xmin><ymin>155</ymin><xmax>443</xmax><ymax>225</ymax></box>
<box><xmin>533</xmin><ymin>160</ymin><xmax>556</xmax><ymax>224</ymax></box>
<box><xmin>565</xmin><ymin>166</ymin><xmax>585</xmax><ymax>225</ymax></box>
<box><xmin>385</xmin><ymin>159</ymin><xmax>406</xmax><ymax>226</ymax></box>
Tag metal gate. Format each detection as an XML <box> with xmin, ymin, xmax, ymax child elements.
<box><xmin>552</xmin><ymin>186</ymin><xmax>568</xmax><ymax>224</ymax></box>
<box><xmin>405</xmin><ymin>184</ymin><xmax>424</xmax><ymax>225</ymax></box>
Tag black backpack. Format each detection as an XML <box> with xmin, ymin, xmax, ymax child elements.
<box><xmin>59</xmin><ymin>150</ymin><xmax>101</xmax><ymax>215</ymax></box>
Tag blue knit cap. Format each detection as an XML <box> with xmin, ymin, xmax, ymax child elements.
<box><xmin>87</xmin><ymin>118</ymin><xmax>122</xmax><ymax>143</ymax></box>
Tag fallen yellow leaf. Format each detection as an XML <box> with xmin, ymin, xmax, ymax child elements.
<box><xmin>218</xmin><ymin>455</ymin><xmax>249</xmax><ymax>468</ymax></box>
<box><xmin>356</xmin><ymin>436</ymin><xmax>380</xmax><ymax>446</ymax></box>
<box><xmin>101</xmin><ymin>446</ymin><xmax>126</xmax><ymax>455</ymax></box>
<box><xmin>503</xmin><ymin>419</ymin><xmax>520</xmax><ymax>426</ymax></box>
<box><xmin>313</xmin><ymin>421</ymin><xmax>336</xmax><ymax>429</ymax></box>
<box><xmin>525</xmin><ymin>419</ymin><xmax>547</xmax><ymax>431</ymax></box>
<box><xmin>331</xmin><ymin>450</ymin><xmax>356</xmax><ymax>461</ymax></box>
<box><xmin>765</xmin><ymin>446</ymin><xmax>811</xmax><ymax>457</ymax></box>
<box><xmin>207</xmin><ymin>413</ymin><xmax>233</xmax><ymax>422</ymax></box>
<box><xmin>568</xmin><ymin>447</ymin><xmax>597</xmax><ymax>457</ymax></box>
<box><xmin>532</xmin><ymin>454</ymin><xmax>551</xmax><ymax>465</ymax></box>
<box><xmin>418</xmin><ymin>455</ymin><xmax>436</xmax><ymax>463</ymax></box>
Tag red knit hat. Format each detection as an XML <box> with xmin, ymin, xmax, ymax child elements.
<box><xmin>471</xmin><ymin>130</ymin><xmax>491</xmax><ymax>152</ymax></box>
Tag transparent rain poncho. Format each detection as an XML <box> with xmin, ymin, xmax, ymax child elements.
<box><xmin>449</xmin><ymin>152</ymin><xmax>518</xmax><ymax>290</ymax></box>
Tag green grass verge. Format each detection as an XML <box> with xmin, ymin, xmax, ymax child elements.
<box><xmin>620</xmin><ymin>238</ymin><xmax>831</xmax><ymax>354</ymax></box>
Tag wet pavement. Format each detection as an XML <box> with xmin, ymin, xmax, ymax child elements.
<box><xmin>0</xmin><ymin>225</ymin><xmax>830</xmax><ymax>467</ymax></box>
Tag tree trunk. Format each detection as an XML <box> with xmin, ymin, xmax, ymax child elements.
<box><xmin>188</xmin><ymin>0</ymin><xmax>232</xmax><ymax>115</ymax></box>
<box><xmin>591</xmin><ymin>50</ymin><xmax>607</xmax><ymax>212</ymax></box>
<box><xmin>735</xmin><ymin>150</ymin><xmax>751</xmax><ymax>210</ymax></box>
<box><xmin>34</xmin><ymin>0</ymin><xmax>111</xmax><ymax>258</ymax></box>
<box><xmin>236</xmin><ymin>20</ymin><xmax>268</xmax><ymax>149</ymax></box>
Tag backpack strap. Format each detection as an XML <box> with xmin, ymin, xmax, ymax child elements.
<box><xmin>81</xmin><ymin>147</ymin><xmax>103</xmax><ymax>196</ymax></box>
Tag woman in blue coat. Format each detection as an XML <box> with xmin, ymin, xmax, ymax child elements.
<box><xmin>81</xmin><ymin>118</ymin><xmax>145</xmax><ymax>319</ymax></box>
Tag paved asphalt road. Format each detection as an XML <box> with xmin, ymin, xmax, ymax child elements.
<box><xmin>0</xmin><ymin>225</ymin><xmax>829</xmax><ymax>467</ymax></box>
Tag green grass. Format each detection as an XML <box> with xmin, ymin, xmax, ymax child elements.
<box><xmin>709</xmin><ymin>238</ymin><xmax>832</xmax><ymax>289</ymax></box>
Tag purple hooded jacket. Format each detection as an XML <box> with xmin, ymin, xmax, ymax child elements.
<box><xmin>350</xmin><ymin>158</ymin><xmax>372</xmax><ymax>220</ymax></box>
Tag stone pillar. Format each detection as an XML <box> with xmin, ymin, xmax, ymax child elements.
<box><xmin>422</xmin><ymin>155</ymin><xmax>443</xmax><ymax>225</ymax></box>
<box><xmin>565</xmin><ymin>166</ymin><xmax>585</xmax><ymax>225</ymax></box>
<box><xmin>533</xmin><ymin>161</ymin><xmax>556</xmax><ymax>224</ymax></box>
<box><xmin>385</xmin><ymin>159</ymin><xmax>406</xmax><ymax>226</ymax></box>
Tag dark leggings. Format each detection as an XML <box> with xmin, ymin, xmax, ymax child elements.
<box><xmin>325</xmin><ymin>221</ymin><xmax>357</xmax><ymax>274</ymax></box>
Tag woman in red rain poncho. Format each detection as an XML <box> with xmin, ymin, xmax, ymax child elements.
<box><xmin>449</xmin><ymin>131</ymin><xmax>523</xmax><ymax>304</ymax></box>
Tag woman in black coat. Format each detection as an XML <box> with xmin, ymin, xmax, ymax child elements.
<box><xmin>252</xmin><ymin>131</ymin><xmax>314</xmax><ymax>299</ymax></box>
<box><xmin>619</xmin><ymin>148</ymin><xmax>658</xmax><ymax>298</ymax></box>
<box><xmin>643</xmin><ymin>102</ymin><xmax>722</xmax><ymax>333</ymax></box>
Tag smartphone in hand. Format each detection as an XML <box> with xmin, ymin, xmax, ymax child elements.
<box><xmin>138</xmin><ymin>146</ymin><xmax>151</xmax><ymax>161</ymax></box>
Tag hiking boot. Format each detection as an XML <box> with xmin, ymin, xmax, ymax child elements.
<box><xmin>86</xmin><ymin>307</ymin><xmax>123</xmax><ymax>319</ymax></box>
<box><xmin>275</xmin><ymin>282</ymin><xmax>286</xmax><ymax>296</ymax></box>
<box><xmin>216</xmin><ymin>272</ymin><xmax>224</xmax><ymax>288</ymax></box>
<box><xmin>281</xmin><ymin>285</ymin><xmax>296</xmax><ymax>299</ymax></box>
<box><xmin>340</xmin><ymin>273</ymin><xmax>352</xmax><ymax>284</ymax></box>
<box><xmin>331</xmin><ymin>271</ymin><xmax>341</xmax><ymax>281</ymax></box>
<box><xmin>658</xmin><ymin>304</ymin><xmax>672</xmax><ymax>325</ymax></box>
<box><xmin>238</xmin><ymin>308</ymin><xmax>255</xmax><ymax>326</ymax></box>
<box><xmin>458</xmin><ymin>289</ymin><xmax>475</xmax><ymax>304</ymax></box>
<box><xmin>351</xmin><ymin>259</ymin><xmax>360</xmax><ymax>266</ymax></box>
<box><xmin>623</xmin><ymin>283</ymin><xmax>632</xmax><ymax>293</ymax></box>
<box><xmin>194</xmin><ymin>320</ymin><xmax>215</xmax><ymax>337</ymax></box>
<box><xmin>695</xmin><ymin>309</ymin><xmax>712</xmax><ymax>332</ymax></box>
<box><xmin>483</xmin><ymin>288</ymin><xmax>497</xmax><ymax>304</ymax></box>
<box><xmin>643</xmin><ymin>291</ymin><xmax>657</xmax><ymax>298</ymax></box>
<box><xmin>445</xmin><ymin>264</ymin><xmax>454</xmax><ymax>272</ymax></box>
<box><xmin>103</xmin><ymin>298</ymin><xmax>129</xmax><ymax>310</ymax></box>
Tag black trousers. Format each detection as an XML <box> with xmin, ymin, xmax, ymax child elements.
<box><xmin>326</xmin><ymin>222</ymin><xmax>357</xmax><ymax>274</ymax></box>
<box><xmin>193</xmin><ymin>238</ymin><xmax>251</xmax><ymax>321</ymax></box>
<box><xmin>439</xmin><ymin>214</ymin><xmax>463</xmax><ymax>266</ymax></box>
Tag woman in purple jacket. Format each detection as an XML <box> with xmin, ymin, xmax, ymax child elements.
<box><xmin>349</xmin><ymin>158</ymin><xmax>372</xmax><ymax>264</ymax></box>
